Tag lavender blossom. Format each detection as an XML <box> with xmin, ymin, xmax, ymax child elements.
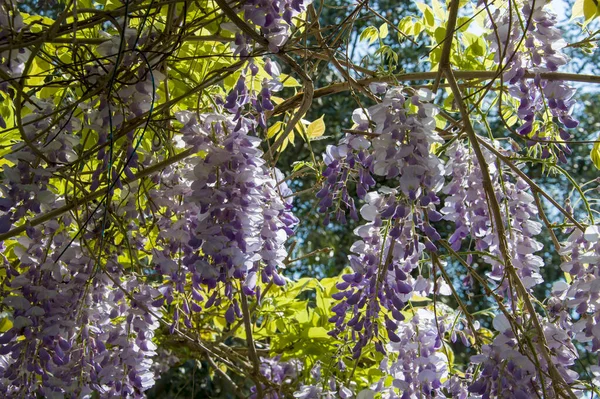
<box><xmin>489</xmin><ymin>0</ymin><xmax>578</xmax><ymax>156</ymax></box>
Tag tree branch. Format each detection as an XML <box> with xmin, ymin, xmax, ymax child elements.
<box><xmin>444</xmin><ymin>66</ymin><xmax>577</xmax><ymax>399</ymax></box>
<box><xmin>433</xmin><ymin>0</ymin><xmax>459</xmax><ymax>92</ymax></box>
<box><xmin>272</xmin><ymin>70</ymin><xmax>600</xmax><ymax>116</ymax></box>
<box><xmin>0</xmin><ymin>147</ymin><xmax>196</xmax><ymax>242</ymax></box>
<box><xmin>240</xmin><ymin>291</ymin><xmax>263</xmax><ymax>398</ymax></box>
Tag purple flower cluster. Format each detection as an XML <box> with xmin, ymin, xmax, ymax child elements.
<box><xmin>291</xmin><ymin>362</ymin><xmax>355</xmax><ymax>399</ymax></box>
<box><xmin>0</xmin><ymin>227</ymin><xmax>161</xmax><ymax>397</ymax></box>
<box><xmin>149</xmin><ymin>110</ymin><xmax>297</xmax><ymax>329</ymax></box>
<box><xmin>230</xmin><ymin>0</ymin><xmax>313</xmax><ymax>53</ymax></box>
<box><xmin>318</xmin><ymin>129</ymin><xmax>373</xmax><ymax>225</ymax></box>
<box><xmin>223</xmin><ymin>59</ymin><xmax>282</xmax><ymax>129</ymax></box>
<box><xmin>142</xmin><ymin>37</ymin><xmax>297</xmax><ymax>328</ymax></box>
<box><xmin>0</xmin><ymin>1</ymin><xmax>27</xmax><ymax>79</ymax></box>
<box><xmin>489</xmin><ymin>0</ymin><xmax>577</xmax><ymax>156</ymax></box>
<box><xmin>549</xmin><ymin>226</ymin><xmax>600</xmax><ymax>352</ymax></box>
<box><xmin>0</xmin><ymin>3</ymin><xmax>303</xmax><ymax>397</ymax></box>
<box><xmin>468</xmin><ymin>314</ymin><xmax>578</xmax><ymax>398</ymax></box>
<box><xmin>375</xmin><ymin>309</ymin><xmax>448</xmax><ymax>399</ymax></box>
<box><xmin>326</xmin><ymin>87</ymin><xmax>446</xmax><ymax>358</ymax></box>
<box><xmin>0</xmin><ymin>94</ymin><xmax>87</xmax><ymax>235</ymax></box>
<box><xmin>0</xmin><ymin>22</ymin><xmax>173</xmax><ymax>394</ymax></box>
<box><xmin>88</xmin><ymin>67</ymin><xmax>166</xmax><ymax>193</ymax></box>
<box><xmin>441</xmin><ymin>141</ymin><xmax>545</xmax><ymax>291</ymax></box>
<box><xmin>250</xmin><ymin>356</ymin><xmax>301</xmax><ymax>398</ymax></box>
<box><xmin>187</xmin><ymin>114</ymin><xmax>297</xmax><ymax>285</ymax></box>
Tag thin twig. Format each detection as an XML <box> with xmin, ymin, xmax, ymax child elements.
<box><xmin>240</xmin><ymin>291</ymin><xmax>263</xmax><ymax>398</ymax></box>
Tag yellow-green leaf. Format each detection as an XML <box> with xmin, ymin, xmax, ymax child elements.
<box><xmin>267</xmin><ymin>121</ymin><xmax>284</xmax><ymax>139</ymax></box>
<box><xmin>591</xmin><ymin>140</ymin><xmax>600</xmax><ymax>170</ymax></box>
<box><xmin>281</xmin><ymin>74</ymin><xmax>301</xmax><ymax>87</ymax></box>
<box><xmin>572</xmin><ymin>0</ymin><xmax>600</xmax><ymax>24</ymax></box>
<box><xmin>416</xmin><ymin>3</ymin><xmax>435</xmax><ymax>27</ymax></box>
<box><xmin>305</xmin><ymin>326</ymin><xmax>329</xmax><ymax>340</ymax></box>
<box><xmin>306</xmin><ymin>115</ymin><xmax>326</xmax><ymax>138</ymax></box>
<box><xmin>379</xmin><ymin>23</ymin><xmax>389</xmax><ymax>39</ymax></box>
<box><xmin>413</xmin><ymin>21</ymin><xmax>424</xmax><ymax>36</ymax></box>
<box><xmin>564</xmin><ymin>271</ymin><xmax>573</xmax><ymax>284</ymax></box>
<box><xmin>410</xmin><ymin>294</ymin><xmax>432</xmax><ymax>302</ymax></box>
<box><xmin>432</xmin><ymin>0</ymin><xmax>447</xmax><ymax>20</ymax></box>
<box><xmin>280</xmin><ymin>131</ymin><xmax>295</xmax><ymax>152</ymax></box>
<box><xmin>268</xmin><ymin>120</ymin><xmax>295</xmax><ymax>152</ymax></box>
<box><xmin>398</xmin><ymin>16</ymin><xmax>413</xmax><ymax>36</ymax></box>
<box><xmin>359</xmin><ymin>26</ymin><xmax>379</xmax><ymax>44</ymax></box>
<box><xmin>0</xmin><ymin>317</ymin><xmax>13</xmax><ymax>333</ymax></box>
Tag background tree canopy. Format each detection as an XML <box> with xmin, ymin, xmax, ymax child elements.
<box><xmin>1</xmin><ymin>0</ymin><xmax>600</xmax><ymax>397</ymax></box>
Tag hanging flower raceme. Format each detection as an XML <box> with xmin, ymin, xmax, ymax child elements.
<box><xmin>229</xmin><ymin>0</ymin><xmax>313</xmax><ymax>53</ymax></box>
<box><xmin>291</xmin><ymin>362</ymin><xmax>357</xmax><ymax>399</ymax></box>
<box><xmin>0</xmin><ymin>0</ymin><xmax>27</xmax><ymax>79</ymax></box>
<box><xmin>549</xmin><ymin>225</ymin><xmax>600</xmax><ymax>352</ymax></box>
<box><xmin>0</xmin><ymin>227</ymin><xmax>161</xmax><ymax>398</ymax></box>
<box><xmin>489</xmin><ymin>0</ymin><xmax>577</xmax><ymax>158</ymax></box>
<box><xmin>151</xmin><ymin>110</ymin><xmax>297</xmax><ymax>329</ymax></box>
<box><xmin>0</xmin><ymin>37</ymin><xmax>169</xmax><ymax>396</ymax></box>
<box><xmin>441</xmin><ymin>141</ymin><xmax>546</xmax><ymax>292</ymax></box>
<box><xmin>249</xmin><ymin>356</ymin><xmax>302</xmax><ymax>398</ymax></box>
<box><xmin>468</xmin><ymin>314</ymin><xmax>579</xmax><ymax>398</ymax></box>
<box><xmin>187</xmin><ymin>114</ymin><xmax>296</xmax><ymax>287</ymax></box>
<box><xmin>318</xmin><ymin>111</ymin><xmax>374</xmax><ymax>225</ymax></box>
<box><xmin>0</xmin><ymin>96</ymin><xmax>82</xmax><ymax>235</ymax></box>
<box><xmin>376</xmin><ymin>309</ymin><xmax>450</xmax><ymax>399</ymax></box>
<box><xmin>327</xmin><ymin>87</ymin><xmax>447</xmax><ymax>358</ymax></box>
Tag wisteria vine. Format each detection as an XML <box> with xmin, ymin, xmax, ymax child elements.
<box><xmin>0</xmin><ymin>0</ymin><xmax>599</xmax><ymax>397</ymax></box>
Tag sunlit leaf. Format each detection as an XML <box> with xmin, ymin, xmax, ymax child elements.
<box><xmin>379</xmin><ymin>23</ymin><xmax>389</xmax><ymax>39</ymax></box>
<box><xmin>306</xmin><ymin>115</ymin><xmax>326</xmax><ymax>139</ymax></box>
<box><xmin>0</xmin><ymin>317</ymin><xmax>12</xmax><ymax>333</ymax></box>
<box><xmin>572</xmin><ymin>0</ymin><xmax>600</xmax><ymax>24</ymax></box>
<box><xmin>591</xmin><ymin>140</ymin><xmax>600</xmax><ymax>170</ymax></box>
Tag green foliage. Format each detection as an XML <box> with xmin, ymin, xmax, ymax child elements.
<box><xmin>6</xmin><ymin>0</ymin><xmax>600</xmax><ymax>396</ymax></box>
<box><xmin>572</xmin><ymin>0</ymin><xmax>600</xmax><ymax>25</ymax></box>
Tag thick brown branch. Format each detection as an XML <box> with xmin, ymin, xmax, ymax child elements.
<box><xmin>433</xmin><ymin>0</ymin><xmax>459</xmax><ymax>92</ymax></box>
<box><xmin>272</xmin><ymin>70</ymin><xmax>600</xmax><ymax>116</ymax></box>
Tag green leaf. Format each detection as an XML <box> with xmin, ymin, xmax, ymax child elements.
<box><xmin>434</xmin><ymin>27</ymin><xmax>446</xmax><ymax>44</ymax></box>
<box><xmin>429</xmin><ymin>47</ymin><xmax>442</xmax><ymax>66</ymax></box>
<box><xmin>432</xmin><ymin>0</ymin><xmax>447</xmax><ymax>20</ymax></box>
<box><xmin>410</xmin><ymin>294</ymin><xmax>432</xmax><ymax>302</ymax></box>
<box><xmin>291</xmin><ymin>160</ymin><xmax>313</xmax><ymax>173</ymax></box>
<box><xmin>413</xmin><ymin>21</ymin><xmax>424</xmax><ymax>36</ymax></box>
<box><xmin>416</xmin><ymin>3</ymin><xmax>435</xmax><ymax>27</ymax></box>
<box><xmin>444</xmin><ymin>342</ymin><xmax>455</xmax><ymax>367</ymax></box>
<box><xmin>281</xmin><ymin>73</ymin><xmax>301</xmax><ymax>87</ymax></box>
<box><xmin>456</xmin><ymin>16</ymin><xmax>472</xmax><ymax>32</ymax></box>
<box><xmin>267</xmin><ymin>121</ymin><xmax>284</xmax><ymax>139</ymax></box>
<box><xmin>398</xmin><ymin>17</ymin><xmax>413</xmax><ymax>37</ymax></box>
<box><xmin>591</xmin><ymin>140</ymin><xmax>600</xmax><ymax>170</ymax></box>
<box><xmin>267</xmin><ymin>121</ymin><xmax>294</xmax><ymax>153</ymax></box>
<box><xmin>379</xmin><ymin>23</ymin><xmax>389</xmax><ymax>39</ymax></box>
<box><xmin>462</xmin><ymin>32</ymin><xmax>486</xmax><ymax>56</ymax></box>
<box><xmin>564</xmin><ymin>271</ymin><xmax>573</xmax><ymax>284</ymax></box>
<box><xmin>572</xmin><ymin>0</ymin><xmax>600</xmax><ymax>24</ymax></box>
<box><xmin>359</xmin><ymin>26</ymin><xmax>379</xmax><ymax>44</ymax></box>
<box><xmin>305</xmin><ymin>326</ymin><xmax>329</xmax><ymax>340</ymax></box>
<box><xmin>0</xmin><ymin>317</ymin><xmax>12</xmax><ymax>333</ymax></box>
<box><xmin>306</xmin><ymin>115</ymin><xmax>326</xmax><ymax>139</ymax></box>
<box><xmin>506</xmin><ymin>114</ymin><xmax>519</xmax><ymax>127</ymax></box>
